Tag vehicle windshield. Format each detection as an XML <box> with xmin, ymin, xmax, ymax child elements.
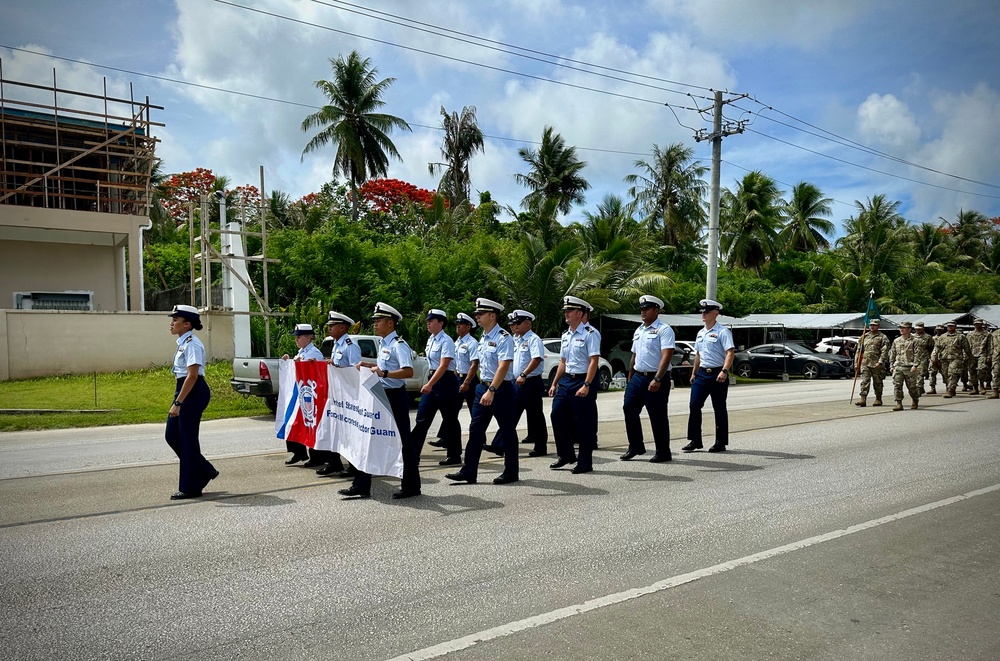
<box><xmin>783</xmin><ymin>342</ymin><xmax>822</xmax><ymax>354</ymax></box>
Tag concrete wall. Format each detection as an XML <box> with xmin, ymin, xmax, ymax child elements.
<box><xmin>0</xmin><ymin>239</ymin><xmax>124</xmax><ymax>311</ymax></box>
<box><xmin>0</xmin><ymin>310</ymin><xmax>235</xmax><ymax>381</ymax></box>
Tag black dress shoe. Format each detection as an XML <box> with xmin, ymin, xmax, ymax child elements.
<box><xmin>707</xmin><ymin>445</ymin><xmax>727</xmax><ymax>452</ymax></box>
<box><xmin>482</xmin><ymin>444</ymin><xmax>504</xmax><ymax>456</ymax></box>
<box><xmin>391</xmin><ymin>489</ymin><xmax>420</xmax><ymax>500</ymax></box>
<box><xmin>528</xmin><ymin>450</ymin><xmax>548</xmax><ymax>457</ymax></box>
<box><xmin>649</xmin><ymin>454</ymin><xmax>672</xmax><ymax>463</ymax></box>
<box><xmin>316</xmin><ymin>463</ymin><xmax>344</xmax><ymax>476</ymax></box>
<box><xmin>571</xmin><ymin>465</ymin><xmax>593</xmax><ymax>474</ymax></box>
<box><xmin>445</xmin><ymin>471</ymin><xmax>477</xmax><ymax>484</ymax></box>
<box><xmin>338</xmin><ymin>466</ymin><xmax>358</xmax><ymax>478</ymax></box>
<box><xmin>301</xmin><ymin>459</ymin><xmax>324</xmax><ymax>468</ymax></box>
<box><xmin>439</xmin><ymin>456</ymin><xmax>463</xmax><ymax>466</ymax></box>
<box><xmin>549</xmin><ymin>458</ymin><xmax>576</xmax><ymax>469</ymax></box>
<box><xmin>285</xmin><ymin>455</ymin><xmax>307</xmax><ymax>465</ymax></box>
<box><xmin>170</xmin><ymin>491</ymin><xmax>202</xmax><ymax>500</ymax></box>
<box><xmin>681</xmin><ymin>443</ymin><xmax>703</xmax><ymax>452</ymax></box>
<box><xmin>620</xmin><ymin>449</ymin><xmax>646</xmax><ymax>461</ymax></box>
<box><xmin>428</xmin><ymin>440</ymin><xmax>447</xmax><ymax>448</ymax></box>
<box><xmin>493</xmin><ymin>473</ymin><xmax>519</xmax><ymax>485</ymax></box>
<box><xmin>337</xmin><ymin>486</ymin><xmax>370</xmax><ymax>498</ymax></box>
<box><xmin>207</xmin><ymin>470</ymin><xmax>220</xmax><ymax>481</ymax></box>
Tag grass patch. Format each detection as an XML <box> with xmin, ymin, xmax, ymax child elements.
<box><xmin>0</xmin><ymin>361</ymin><xmax>270</xmax><ymax>432</ymax></box>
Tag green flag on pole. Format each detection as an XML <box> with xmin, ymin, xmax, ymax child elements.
<box><xmin>862</xmin><ymin>289</ymin><xmax>880</xmax><ymax>326</ymax></box>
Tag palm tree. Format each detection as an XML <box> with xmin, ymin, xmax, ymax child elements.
<box><xmin>778</xmin><ymin>181</ymin><xmax>834</xmax><ymax>253</ymax></box>
<box><xmin>719</xmin><ymin>171</ymin><xmax>783</xmax><ymax>274</ymax></box>
<box><xmin>514</xmin><ymin>125</ymin><xmax>589</xmax><ymax>214</ymax></box>
<box><xmin>910</xmin><ymin>222</ymin><xmax>950</xmax><ymax>268</ymax></box>
<box><xmin>300</xmin><ymin>51</ymin><xmax>411</xmax><ymax>222</ymax></box>
<box><xmin>835</xmin><ymin>194</ymin><xmax>911</xmax><ymax>306</ymax></box>
<box><xmin>941</xmin><ymin>209</ymin><xmax>990</xmax><ymax>268</ymax></box>
<box><xmin>428</xmin><ymin>106</ymin><xmax>484</xmax><ymax>210</ymax></box>
<box><xmin>624</xmin><ymin>142</ymin><xmax>707</xmax><ymax>247</ymax></box>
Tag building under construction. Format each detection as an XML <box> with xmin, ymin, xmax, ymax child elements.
<box><xmin>0</xmin><ymin>69</ymin><xmax>162</xmax><ymax>311</ymax></box>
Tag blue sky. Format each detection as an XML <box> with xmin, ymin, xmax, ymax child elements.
<box><xmin>3</xmin><ymin>0</ymin><xmax>999</xmax><ymax>234</ymax></box>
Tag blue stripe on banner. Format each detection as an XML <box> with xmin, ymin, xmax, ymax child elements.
<box><xmin>276</xmin><ymin>381</ymin><xmax>299</xmax><ymax>439</ymax></box>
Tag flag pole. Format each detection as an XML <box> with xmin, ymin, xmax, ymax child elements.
<box><xmin>850</xmin><ymin>289</ymin><xmax>878</xmax><ymax>404</ymax></box>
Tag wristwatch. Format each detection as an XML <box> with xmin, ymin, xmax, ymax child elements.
<box><xmin>488</xmin><ymin>385</ymin><xmax>497</xmax><ymax>392</ymax></box>
<box><xmin>173</xmin><ymin>400</ymin><xmax>183</xmax><ymax>406</ymax></box>
<box><xmin>653</xmin><ymin>376</ymin><xmax>662</xmax><ymax>383</ymax></box>
<box><xmin>583</xmin><ymin>381</ymin><xmax>592</xmax><ymax>387</ymax></box>
<box><xmin>519</xmin><ymin>373</ymin><xmax>527</xmax><ymax>379</ymax></box>
<box><xmin>381</xmin><ymin>368</ymin><xmax>389</xmax><ymax>378</ymax></box>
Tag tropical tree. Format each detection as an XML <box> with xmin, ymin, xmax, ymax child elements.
<box><xmin>777</xmin><ymin>181</ymin><xmax>834</xmax><ymax>253</ymax></box>
<box><xmin>719</xmin><ymin>171</ymin><xmax>783</xmax><ymax>274</ymax></box>
<box><xmin>428</xmin><ymin>105</ymin><xmax>485</xmax><ymax>210</ymax></box>
<box><xmin>835</xmin><ymin>194</ymin><xmax>912</xmax><ymax>309</ymax></box>
<box><xmin>624</xmin><ymin>142</ymin><xmax>707</xmax><ymax>248</ymax></box>
<box><xmin>513</xmin><ymin>125</ymin><xmax>589</xmax><ymax>214</ymax></box>
<box><xmin>910</xmin><ymin>222</ymin><xmax>951</xmax><ymax>268</ymax></box>
<box><xmin>300</xmin><ymin>51</ymin><xmax>411</xmax><ymax>222</ymax></box>
<box><xmin>941</xmin><ymin>209</ymin><xmax>990</xmax><ymax>269</ymax></box>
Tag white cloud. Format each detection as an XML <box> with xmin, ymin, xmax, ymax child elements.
<box><xmin>856</xmin><ymin>93</ymin><xmax>921</xmax><ymax>150</ymax></box>
<box><xmin>648</xmin><ymin>0</ymin><xmax>866</xmax><ymax>49</ymax></box>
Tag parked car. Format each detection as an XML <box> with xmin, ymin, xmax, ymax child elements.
<box><xmin>230</xmin><ymin>334</ymin><xmax>430</xmax><ymax>414</ymax></box>
<box><xmin>813</xmin><ymin>336</ymin><xmax>860</xmax><ymax>357</ymax></box>
<box><xmin>607</xmin><ymin>339</ymin><xmax>693</xmax><ymax>387</ymax></box>
<box><xmin>733</xmin><ymin>342</ymin><xmax>853</xmax><ymax>379</ymax></box>
<box><xmin>542</xmin><ymin>338</ymin><xmax>613</xmax><ymax>391</ymax></box>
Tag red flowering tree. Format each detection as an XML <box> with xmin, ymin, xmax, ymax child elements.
<box><xmin>357</xmin><ymin>178</ymin><xmax>443</xmax><ymax>236</ymax></box>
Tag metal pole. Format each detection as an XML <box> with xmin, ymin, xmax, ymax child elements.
<box><xmin>705</xmin><ymin>90</ymin><xmax>722</xmax><ymax>301</ymax></box>
<box><xmin>260</xmin><ymin>165</ymin><xmax>271</xmax><ymax>358</ymax></box>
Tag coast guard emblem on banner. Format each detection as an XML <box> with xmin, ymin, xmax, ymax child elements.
<box><xmin>299</xmin><ymin>379</ymin><xmax>319</xmax><ymax>428</ymax></box>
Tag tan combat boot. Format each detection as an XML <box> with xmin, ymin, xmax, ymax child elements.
<box><xmin>892</xmin><ymin>401</ymin><xmax>904</xmax><ymax>411</ymax></box>
<box><xmin>911</xmin><ymin>400</ymin><xmax>918</xmax><ymax>410</ymax></box>
<box><xmin>928</xmin><ymin>385</ymin><xmax>937</xmax><ymax>395</ymax></box>
<box><xmin>855</xmin><ymin>398</ymin><xmax>867</xmax><ymax>407</ymax></box>
<box><xmin>989</xmin><ymin>390</ymin><xmax>999</xmax><ymax>399</ymax></box>
<box><xmin>943</xmin><ymin>389</ymin><xmax>955</xmax><ymax>398</ymax></box>
<box><xmin>873</xmin><ymin>398</ymin><xmax>883</xmax><ymax>407</ymax></box>
<box><xmin>973</xmin><ymin>387</ymin><xmax>980</xmax><ymax>395</ymax></box>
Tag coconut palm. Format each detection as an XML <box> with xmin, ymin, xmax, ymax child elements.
<box><xmin>941</xmin><ymin>209</ymin><xmax>990</xmax><ymax>268</ymax></box>
<box><xmin>300</xmin><ymin>51</ymin><xmax>411</xmax><ymax>222</ymax></box>
<box><xmin>428</xmin><ymin>106</ymin><xmax>484</xmax><ymax>210</ymax></box>
<box><xmin>514</xmin><ymin>125</ymin><xmax>589</xmax><ymax>214</ymax></box>
<box><xmin>910</xmin><ymin>222</ymin><xmax>951</xmax><ymax>268</ymax></box>
<box><xmin>836</xmin><ymin>194</ymin><xmax>911</xmax><ymax>305</ymax></box>
<box><xmin>624</xmin><ymin>142</ymin><xmax>707</xmax><ymax>247</ymax></box>
<box><xmin>778</xmin><ymin>181</ymin><xmax>834</xmax><ymax>253</ymax></box>
<box><xmin>719</xmin><ymin>171</ymin><xmax>783</xmax><ymax>274</ymax></box>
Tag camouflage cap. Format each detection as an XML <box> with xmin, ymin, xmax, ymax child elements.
<box><xmin>899</xmin><ymin>321</ymin><xmax>912</xmax><ymax>329</ymax></box>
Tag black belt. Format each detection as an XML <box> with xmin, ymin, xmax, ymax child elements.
<box><xmin>635</xmin><ymin>370</ymin><xmax>659</xmax><ymax>377</ymax></box>
<box><xmin>456</xmin><ymin>372</ymin><xmax>467</xmax><ymax>378</ymax></box>
<box><xmin>565</xmin><ymin>373</ymin><xmax>586</xmax><ymax>378</ymax></box>
<box><xmin>699</xmin><ymin>367</ymin><xmax>725</xmax><ymax>374</ymax></box>
<box><xmin>520</xmin><ymin>374</ymin><xmax>542</xmax><ymax>380</ymax></box>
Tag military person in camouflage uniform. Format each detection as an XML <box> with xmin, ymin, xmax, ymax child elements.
<box><xmin>855</xmin><ymin>318</ymin><xmax>890</xmax><ymax>407</ymax></box>
<box><xmin>889</xmin><ymin>321</ymin><xmax>927</xmax><ymax>410</ymax></box>
<box><xmin>989</xmin><ymin>326</ymin><xmax>1000</xmax><ymax>399</ymax></box>
<box><xmin>927</xmin><ymin>325</ymin><xmax>946</xmax><ymax>394</ymax></box>
<box><xmin>911</xmin><ymin>321</ymin><xmax>934</xmax><ymax>395</ymax></box>
<box><xmin>965</xmin><ymin>318</ymin><xmax>992</xmax><ymax>395</ymax></box>
<box><xmin>931</xmin><ymin>320</ymin><xmax>969</xmax><ymax>398</ymax></box>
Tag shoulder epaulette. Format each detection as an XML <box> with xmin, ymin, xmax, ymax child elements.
<box><xmin>397</xmin><ymin>336</ymin><xmax>405</xmax><ymax>341</ymax></box>
<box><xmin>498</xmin><ymin>329</ymin><xmax>509</xmax><ymax>336</ymax></box>
<box><xmin>345</xmin><ymin>338</ymin><xmax>353</xmax><ymax>345</ymax></box>
<box><xmin>184</xmin><ymin>336</ymin><xmax>193</xmax><ymax>343</ymax></box>
<box><xmin>585</xmin><ymin>326</ymin><xmax>594</xmax><ymax>333</ymax></box>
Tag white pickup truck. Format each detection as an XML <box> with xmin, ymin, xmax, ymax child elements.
<box><xmin>230</xmin><ymin>334</ymin><xmax>430</xmax><ymax>414</ymax></box>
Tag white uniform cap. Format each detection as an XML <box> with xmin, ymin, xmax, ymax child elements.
<box><xmin>168</xmin><ymin>304</ymin><xmax>203</xmax><ymax>329</ymax></box>
<box><xmin>326</xmin><ymin>311</ymin><xmax>355</xmax><ymax>326</ymax></box>
<box><xmin>562</xmin><ymin>295</ymin><xmax>593</xmax><ymax>312</ymax></box>
<box><xmin>456</xmin><ymin>312</ymin><xmax>477</xmax><ymax>328</ymax></box>
<box><xmin>372</xmin><ymin>301</ymin><xmax>402</xmax><ymax>321</ymax></box>
<box><xmin>697</xmin><ymin>299</ymin><xmax>722</xmax><ymax>312</ymax></box>
<box><xmin>509</xmin><ymin>309</ymin><xmax>535</xmax><ymax>322</ymax></box>
<box><xmin>475</xmin><ymin>297</ymin><xmax>504</xmax><ymax>314</ymax></box>
<box><xmin>292</xmin><ymin>323</ymin><xmax>315</xmax><ymax>336</ymax></box>
<box><xmin>426</xmin><ymin>308</ymin><xmax>448</xmax><ymax>322</ymax></box>
<box><xmin>639</xmin><ymin>295</ymin><xmax>664</xmax><ymax>309</ymax></box>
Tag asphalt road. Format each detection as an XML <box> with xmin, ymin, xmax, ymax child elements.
<box><xmin>1</xmin><ymin>381</ymin><xmax>998</xmax><ymax>660</ymax></box>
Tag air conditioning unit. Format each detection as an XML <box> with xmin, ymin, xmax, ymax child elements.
<box><xmin>13</xmin><ymin>291</ymin><xmax>94</xmax><ymax>311</ymax></box>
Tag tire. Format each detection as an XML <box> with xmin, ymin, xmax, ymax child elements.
<box><xmin>264</xmin><ymin>395</ymin><xmax>278</xmax><ymax>416</ymax></box>
<box><xmin>736</xmin><ymin>362</ymin><xmax>753</xmax><ymax>378</ymax></box>
<box><xmin>598</xmin><ymin>367</ymin><xmax>612</xmax><ymax>391</ymax></box>
<box><xmin>802</xmin><ymin>362</ymin><xmax>820</xmax><ymax>379</ymax></box>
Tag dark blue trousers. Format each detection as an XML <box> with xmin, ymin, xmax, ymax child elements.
<box><xmin>165</xmin><ymin>377</ymin><xmax>216</xmax><ymax>493</ymax></box>
<box><xmin>412</xmin><ymin>371</ymin><xmax>461</xmax><ymax>459</ymax></box>
<box><xmin>550</xmin><ymin>375</ymin><xmax>598</xmax><ymax>469</ymax></box>
<box><xmin>687</xmin><ymin>369</ymin><xmax>729</xmax><ymax>446</ymax></box>
<box><xmin>622</xmin><ymin>373</ymin><xmax>671</xmax><ymax>455</ymax></box>
<box><xmin>492</xmin><ymin>374</ymin><xmax>547</xmax><ymax>453</ymax></box>
<box><xmin>463</xmin><ymin>381</ymin><xmax>519</xmax><ymax>479</ymax></box>
<box><xmin>353</xmin><ymin>386</ymin><xmax>418</xmax><ymax>494</ymax></box>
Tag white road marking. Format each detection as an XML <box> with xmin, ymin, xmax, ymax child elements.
<box><xmin>385</xmin><ymin>482</ymin><xmax>1000</xmax><ymax>660</ymax></box>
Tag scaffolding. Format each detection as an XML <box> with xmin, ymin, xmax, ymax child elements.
<box><xmin>0</xmin><ymin>65</ymin><xmax>163</xmax><ymax>214</ymax></box>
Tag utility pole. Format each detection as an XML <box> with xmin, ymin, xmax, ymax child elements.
<box><xmin>694</xmin><ymin>90</ymin><xmax>748</xmax><ymax>300</ymax></box>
